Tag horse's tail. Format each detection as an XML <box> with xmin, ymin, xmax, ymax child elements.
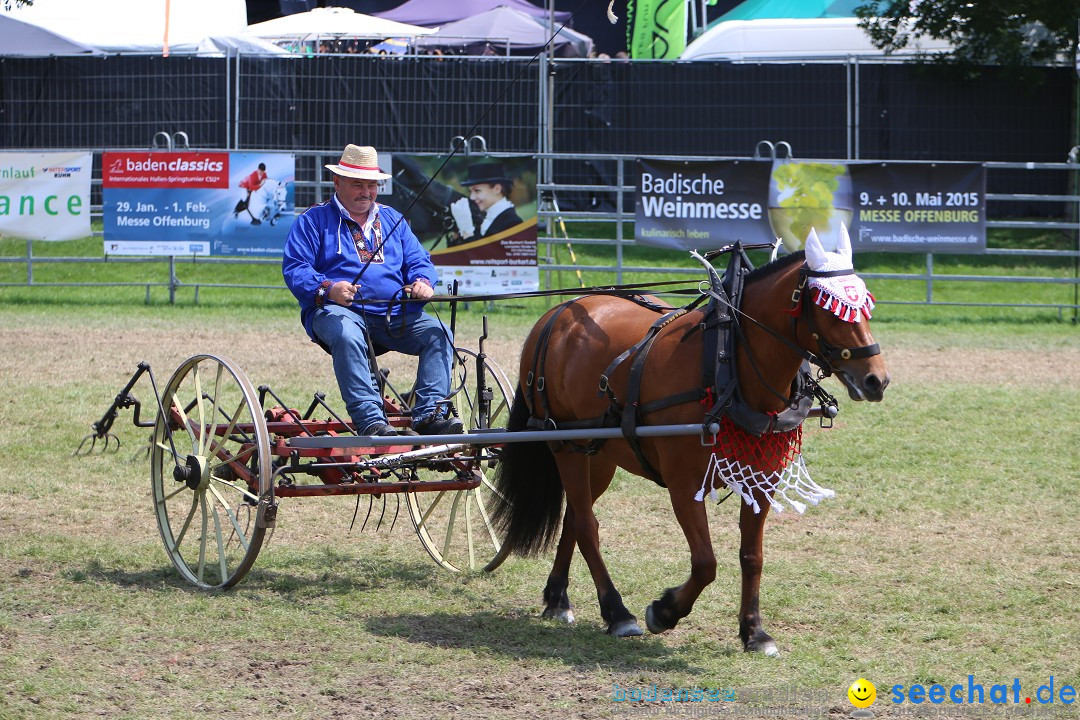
<box><xmin>491</xmin><ymin>386</ymin><xmax>564</xmax><ymax>556</ymax></box>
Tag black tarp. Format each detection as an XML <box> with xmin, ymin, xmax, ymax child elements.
<box><xmin>0</xmin><ymin>55</ymin><xmax>227</xmax><ymax>148</ymax></box>
<box><xmin>1</xmin><ymin>55</ymin><xmax>1072</xmax><ymax>213</ymax></box>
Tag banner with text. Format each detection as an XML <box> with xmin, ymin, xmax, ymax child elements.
<box><xmin>0</xmin><ymin>152</ymin><xmax>92</xmax><ymax>241</ymax></box>
<box><xmin>102</xmin><ymin>152</ymin><xmax>295</xmax><ymax>256</ymax></box>
<box><xmin>636</xmin><ymin>158</ymin><xmax>986</xmax><ymax>254</ymax></box>
<box><xmin>848</xmin><ymin>162</ymin><xmax>986</xmax><ymax>253</ymax></box>
<box><xmin>635</xmin><ymin>158</ymin><xmax>775</xmax><ymax>251</ymax></box>
<box><xmin>388</xmin><ymin>154</ymin><xmax>538</xmax><ymax>295</ymax></box>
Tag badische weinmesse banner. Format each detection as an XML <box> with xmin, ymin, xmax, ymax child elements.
<box><xmin>636</xmin><ymin>158</ymin><xmax>986</xmax><ymax>254</ymax></box>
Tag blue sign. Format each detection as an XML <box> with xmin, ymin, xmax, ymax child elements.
<box><xmin>103</xmin><ymin>152</ymin><xmax>295</xmax><ymax>256</ymax></box>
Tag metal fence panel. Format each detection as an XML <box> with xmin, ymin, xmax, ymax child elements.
<box><xmin>0</xmin><ymin>55</ymin><xmax>228</xmax><ymax>148</ymax></box>
<box><xmin>855</xmin><ymin>63</ymin><xmax>1073</xmax><ymax>162</ymax></box>
<box><xmin>235</xmin><ymin>55</ymin><xmax>540</xmax><ymax>153</ymax></box>
<box><xmin>0</xmin><ymin>53</ymin><xmax>1077</xmax><ymax>314</ymax></box>
<box><xmin>551</xmin><ymin>60</ymin><xmax>850</xmax><ymax>159</ymax></box>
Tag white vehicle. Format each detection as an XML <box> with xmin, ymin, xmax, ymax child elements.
<box><xmin>680</xmin><ymin>18</ymin><xmax>954</xmax><ymax>63</ymax></box>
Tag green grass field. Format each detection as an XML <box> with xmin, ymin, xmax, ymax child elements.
<box><xmin>2</xmin><ymin>221</ymin><xmax>1078</xmax><ymax>323</ymax></box>
<box><xmin>1</xmin><ymin>231</ymin><xmax>1079</xmax><ymax>719</ymax></box>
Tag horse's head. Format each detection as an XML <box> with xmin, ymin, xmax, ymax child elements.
<box><xmin>796</xmin><ymin>226</ymin><xmax>890</xmax><ymax>402</ymax></box>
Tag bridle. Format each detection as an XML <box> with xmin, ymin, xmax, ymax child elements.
<box><xmin>708</xmin><ymin>262</ymin><xmax>880</xmax><ymax>381</ymax></box>
<box><xmin>789</xmin><ymin>266</ymin><xmax>881</xmax><ymax>377</ymax></box>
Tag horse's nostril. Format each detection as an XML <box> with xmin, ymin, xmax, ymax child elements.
<box><xmin>864</xmin><ymin>374</ymin><xmax>882</xmax><ymax>392</ymax></box>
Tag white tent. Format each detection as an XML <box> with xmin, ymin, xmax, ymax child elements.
<box><xmin>681</xmin><ymin>17</ymin><xmax>953</xmax><ymax>62</ymax></box>
<box><xmin>244</xmin><ymin>7</ymin><xmax>435</xmax><ymax>41</ymax></box>
<box><xmin>0</xmin><ymin>0</ymin><xmax>248</xmax><ymax>52</ymax></box>
<box><xmin>413</xmin><ymin>7</ymin><xmax>593</xmax><ymax>57</ymax></box>
<box><xmin>0</xmin><ymin>14</ymin><xmax>103</xmax><ymax>56</ymax></box>
<box><xmin>176</xmin><ymin>35</ymin><xmax>291</xmax><ymax>56</ymax></box>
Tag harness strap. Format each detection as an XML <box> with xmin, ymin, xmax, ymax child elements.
<box><xmin>622</xmin><ymin>293</ymin><xmax>679</xmax><ymax>313</ymax></box>
<box><xmin>638</xmin><ymin>389</ymin><xmax>706</xmax><ymax>417</ymax></box>
<box><xmin>696</xmin><ymin>245</ymin><xmax>820</xmax><ymax>437</ymax></box>
<box><xmin>612</xmin><ymin>308</ymin><xmax>690</xmax><ymax>484</ymax></box>
<box><xmin>525</xmin><ymin>300</ymin><xmax>576</xmax><ymax>425</ymax></box>
<box><xmin>524</xmin><ymin>296</ymin><xmax>679</xmax><ymax>460</ymax></box>
<box><xmin>398</xmin><ymin>279</ymin><xmax>700</xmax><ymax>306</ymax></box>
<box><xmin>525</xmin><ymin>410</ymin><xmax>619</xmax><ymax>456</ymax></box>
<box><xmin>599</xmin><ymin>307</ymin><xmax>687</xmax><ymax>401</ymax></box>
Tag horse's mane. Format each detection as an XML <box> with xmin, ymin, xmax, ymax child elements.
<box><xmin>744</xmin><ymin>250</ymin><xmax>805</xmax><ymax>284</ymax></box>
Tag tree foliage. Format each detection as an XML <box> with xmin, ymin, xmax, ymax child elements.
<box><xmin>855</xmin><ymin>0</ymin><xmax>1080</xmax><ymax>69</ymax></box>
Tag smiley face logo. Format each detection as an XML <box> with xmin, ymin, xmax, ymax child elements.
<box><xmin>848</xmin><ymin>678</ymin><xmax>876</xmax><ymax>708</ymax></box>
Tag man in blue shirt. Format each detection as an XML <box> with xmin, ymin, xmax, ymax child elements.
<box><xmin>282</xmin><ymin>144</ymin><xmax>463</xmax><ymax>437</ymax></box>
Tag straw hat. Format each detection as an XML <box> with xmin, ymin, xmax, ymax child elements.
<box><xmin>325</xmin><ymin>144</ymin><xmax>391</xmax><ymax>180</ymax></box>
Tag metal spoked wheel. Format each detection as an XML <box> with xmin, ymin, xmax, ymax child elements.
<box><xmin>150</xmin><ymin>354</ymin><xmax>272</xmax><ymax>589</ymax></box>
<box><xmin>406</xmin><ymin>349</ymin><xmax>513</xmax><ymax>572</ymax></box>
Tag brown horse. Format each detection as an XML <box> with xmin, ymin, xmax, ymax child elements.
<box><xmin>491</xmin><ymin>229</ymin><xmax>890</xmax><ymax>653</ymax></box>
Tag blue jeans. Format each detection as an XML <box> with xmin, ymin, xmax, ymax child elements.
<box><xmin>311</xmin><ymin>304</ymin><xmax>455</xmax><ymax>430</ymax></box>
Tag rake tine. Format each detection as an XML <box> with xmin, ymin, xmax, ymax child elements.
<box><xmin>375</xmin><ymin>494</ymin><xmax>388</xmax><ymax>532</ymax></box>
<box><xmin>349</xmin><ymin>493</ymin><xmax>362</xmax><ymax>533</ymax></box>
<box><xmin>389</xmin><ymin>494</ymin><xmax>400</xmax><ymax>533</ymax></box>
<box><xmin>130</xmin><ymin>434</ymin><xmax>152</xmax><ymax>464</ymax></box>
<box><xmin>73</xmin><ymin>432</ymin><xmax>122</xmax><ymax>457</ymax></box>
<box><xmin>73</xmin><ymin>434</ymin><xmax>96</xmax><ymax>456</ymax></box>
<box><xmin>360</xmin><ymin>494</ymin><xmax>375</xmax><ymax>533</ymax></box>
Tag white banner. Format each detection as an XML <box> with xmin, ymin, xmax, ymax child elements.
<box><xmin>0</xmin><ymin>152</ymin><xmax>92</xmax><ymax>241</ymax></box>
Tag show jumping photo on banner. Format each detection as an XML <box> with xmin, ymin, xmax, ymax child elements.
<box><xmin>217</xmin><ymin>152</ymin><xmax>297</xmax><ymax>254</ymax></box>
<box><xmin>387</xmin><ymin>154</ymin><xmax>539</xmax><ymax>295</ymax></box>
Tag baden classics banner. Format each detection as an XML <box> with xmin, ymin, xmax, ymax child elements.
<box><xmin>102</xmin><ymin>151</ymin><xmax>295</xmax><ymax>256</ymax></box>
<box><xmin>0</xmin><ymin>152</ymin><xmax>92</xmax><ymax>241</ymax></box>
<box><xmin>636</xmin><ymin>158</ymin><xmax>986</xmax><ymax>254</ymax></box>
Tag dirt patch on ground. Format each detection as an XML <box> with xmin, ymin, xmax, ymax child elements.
<box><xmin>0</xmin><ymin>322</ymin><xmax>526</xmax><ymax>395</ymax></box>
<box><xmin>3</xmin><ymin>321</ymin><xmax>1076</xmax><ymax>392</ymax></box>
<box><xmin>882</xmin><ymin>345</ymin><xmax>1080</xmax><ymax>387</ymax></box>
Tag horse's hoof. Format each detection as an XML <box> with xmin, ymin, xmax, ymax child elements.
<box><xmin>608</xmin><ymin>618</ymin><xmax>644</xmax><ymax>637</ymax></box>
<box><xmin>541</xmin><ymin>607</ymin><xmax>575</xmax><ymax>624</ymax></box>
<box><xmin>645</xmin><ymin>604</ymin><xmax>670</xmax><ymax>634</ymax></box>
<box><xmin>746</xmin><ymin>640</ymin><xmax>780</xmax><ymax>657</ymax></box>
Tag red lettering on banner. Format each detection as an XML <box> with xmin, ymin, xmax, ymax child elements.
<box><xmin>102</xmin><ymin>152</ymin><xmax>230</xmax><ymax>189</ymax></box>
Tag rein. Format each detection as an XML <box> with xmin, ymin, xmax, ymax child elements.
<box><xmin>385</xmin><ymin>278</ymin><xmax>700</xmax><ymax>307</ymax></box>
<box><xmin>379</xmin><ymin>279</ymin><xmax>699</xmax><ymax>342</ymax></box>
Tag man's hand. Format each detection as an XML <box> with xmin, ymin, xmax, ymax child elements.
<box><xmin>404</xmin><ymin>281</ymin><xmax>434</xmax><ymax>300</ymax></box>
<box><xmin>449</xmin><ymin>197</ymin><xmax>475</xmax><ymax>238</ymax></box>
<box><xmin>330</xmin><ymin>281</ymin><xmax>359</xmax><ymax>305</ymax></box>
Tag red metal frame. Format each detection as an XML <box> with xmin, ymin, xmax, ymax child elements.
<box><xmin>168</xmin><ymin>403</ymin><xmax>483</xmax><ymax>499</ymax></box>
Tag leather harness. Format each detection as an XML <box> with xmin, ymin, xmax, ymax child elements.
<box><xmin>520</xmin><ymin>246</ymin><xmax>881</xmax><ymax>487</ymax></box>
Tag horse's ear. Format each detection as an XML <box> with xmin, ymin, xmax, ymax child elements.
<box><xmin>804</xmin><ymin>227</ymin><xmax>827</xmax><ymax>269</ymax></box>
<box><xmin>837</xmin><ymin>222</ymin><xmax>852</xmax><ymax>263</ymax></box>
